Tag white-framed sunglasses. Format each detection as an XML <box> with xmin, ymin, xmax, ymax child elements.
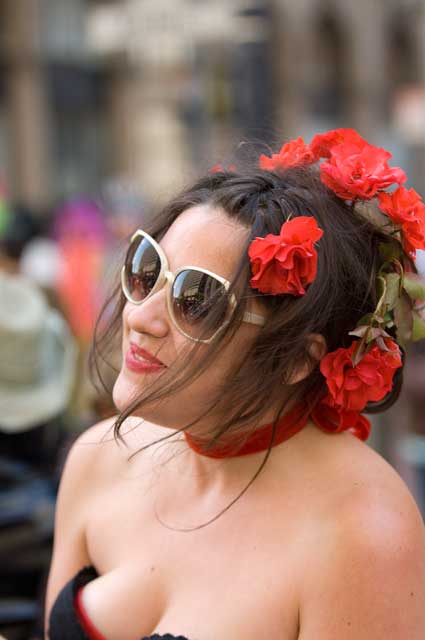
<box><xmin>121</xmin><ymin>229</ymin><xmax>266</xmax><ymax>343</ymax></box>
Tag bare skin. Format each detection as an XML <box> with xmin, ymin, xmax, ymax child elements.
<box><xmin>45</xmin><ymin>206</ymin><xmax>425</xmax><ymax>639</ymax></box>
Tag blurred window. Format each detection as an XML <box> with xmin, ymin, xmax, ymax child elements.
<box><xmin>310</xmin><ymin>13</ymin><xmax>346</xmax><ymax>122</ymax></box>
<box><xmin>47</xmin><ymin>64</ymin><xmax>109</xmax><ymax>197</ymax></box>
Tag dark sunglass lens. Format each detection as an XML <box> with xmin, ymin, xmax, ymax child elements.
<box><xmin>172</xmin><ymin>270</ymin><xmax>230</xmax><ymax>338</ymax></box>
<box><xmin>124</xmin><ymin>236</ymin><xmax>161</xmax><ymax>301</ymax></box>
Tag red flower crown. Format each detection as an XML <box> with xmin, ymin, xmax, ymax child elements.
<box><xmin>239</xmin><ymin>128</ymin><xmax>425</xmax><ymax>440</ymax></box>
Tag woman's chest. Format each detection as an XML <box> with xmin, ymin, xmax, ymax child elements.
<box><xmin>83</xmin><ymin>468</ymin><xmax>304</xmax><ymax>640</ymax></box>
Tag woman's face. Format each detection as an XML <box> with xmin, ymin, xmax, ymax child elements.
<box><xmin>113</xmin><ymin>204</ymin><xmax>265</xmax><ymax>433</ymax></box>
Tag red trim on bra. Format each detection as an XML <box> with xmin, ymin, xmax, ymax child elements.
<box><xmin>74</xmin><ymin>586</ymin><xmax>108</xmax><ymax>640</ymax></box>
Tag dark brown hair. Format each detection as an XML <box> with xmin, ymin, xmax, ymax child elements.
<box><xmin>90</xmin><ymin>163</ymin><xmax>404</xmax><ymax>526</ymax></box>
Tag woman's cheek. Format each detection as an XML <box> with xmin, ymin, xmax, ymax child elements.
<box><xmin>112</xmin><ymin>320</ymin><xmax>258</xmax><ymax>424</ymax></box>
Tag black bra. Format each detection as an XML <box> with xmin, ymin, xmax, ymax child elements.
<box><xmin>48</xmin><ymin>565</ymin><xmax>190</xmax><ymax>640</ymax></box>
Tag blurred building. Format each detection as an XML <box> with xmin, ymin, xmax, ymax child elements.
<box><xmin>273</xmin><ymin>0</ymin><xmax>425</xmax><ymax>188</ymax></box>
<box><xmin>1</xmin><ymin>0</ymin><xmax>424</xmax><ymax>209</ymax></box>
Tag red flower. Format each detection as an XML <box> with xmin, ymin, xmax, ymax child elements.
<box><xmin>320</xmin><ymin>339</ymin><xmax>402</xmax><ymax>412</ymax></box>
<box><xmin>310</xmin><ymin>128</ymin><xmax>366</xmax><ymax>160</ymax></box>
<box><xmin>209</xmin><ymin>164</ymin><xmax>236</xmax><ymax>173</ymax></box>
<box><xmin>378</xmin><ymin>187</ymin><xmax>425</xmax><ymax>256</ymax></box>
<box><xmin>311</xmin><ymin>396</ymin><xmax>371</xmax><ymax>441</ymax></box>
<box><xmin>249</xmin><ymin>216</ymin><xmax>323</xmax><ymax>295</ymax></box>
<box><xmin>379</xmin><ymin>186</ymin><xmax>423</xmax><ymax>224</ymax></box>
<box><xmin>259</xmin><ymin>137</ymin><xmax>316</xmax><ymax>171</ymax></box>
<box><xmin>320</xmin><ymin>141</ymin><xmax>406</xmax><ymax>200</ymax></box>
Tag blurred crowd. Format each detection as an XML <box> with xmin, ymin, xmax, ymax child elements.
<box><xmin>0</xmin><ymin>180</ymin><xmax>148</xmax><ymax>639</ymax></box>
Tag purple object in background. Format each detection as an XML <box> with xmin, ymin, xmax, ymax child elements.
<box><xmin>53</xmin><ymin>198</ymin><xmax>109</xmax><ymax>245</ymax></box>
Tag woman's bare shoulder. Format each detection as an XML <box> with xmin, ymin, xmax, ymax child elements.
<box><xmin>297</xmin><ymin>430</ymin><xmax>425</xmax><ymax>638</ymax></box>
<box><xmin>69</xmin><ymin>415</ymin><xmax>172</xmax><ymax>474</ymax></box>
<box><xmin>326</xmin><ymin>440</ymin><xmax>425</xmax><ymax>559</ymax></box>
<box><xmin>299</xmin><ymin>423</ymin><xmax>419</xmax><ymax>509</ymax></box>
<box><xmin>312</xmin><ymin>428</ymin><xmax>424</xmax><ymax>539</ymax></box>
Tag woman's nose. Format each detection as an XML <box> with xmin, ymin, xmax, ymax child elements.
<box><xmin>125</xmin><ymin>287</ymin><xmax>170</xmax><ymax>338</ymax></box>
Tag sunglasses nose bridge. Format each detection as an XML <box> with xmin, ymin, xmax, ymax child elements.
<box><xmin>163</xmin><ymin>270</ymin><xmax>176</xmax><ymax>316</ymax></box>
<box><xmin>163</xmin><ymin>270</ymin><xmax>174</xmax><ymax>285</ymax></box>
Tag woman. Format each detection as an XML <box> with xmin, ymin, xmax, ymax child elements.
<box><xmin>45</xmin><ymin>129</ymin><xmax>425</xmax><ymax>639</ymax></box>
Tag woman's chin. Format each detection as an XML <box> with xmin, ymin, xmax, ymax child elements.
<box><xmin>111</xmin><ymin>366</ymin><xmax>205</xmax><ymax>429</ymax></box>
<box><xmin>112</xmin><ymin>371</ymin><xmax>165</xmax><ymax>422</ymax></box>
<box><xmin>112</xmin><ymin>371</ymin><xmax>139</xmax><ymax>412</ymax></box>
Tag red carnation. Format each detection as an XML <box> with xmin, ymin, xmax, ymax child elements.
<box><xmin>378</xmin><ymin>187</ymin><xmax>425</xmax><ymax>256</ymax></box>
<box><xmin>320</xmin><ymin>339</ymin><xmax>402</xmax><ymax>412</ymax></box>
<box><xmin>249</xmin><ymin>216</ymin><xmax>323</xmax><ymax>296</ymax></box>
<box><xmin>320</xmin><ymin>141</ymin><xmax>406</xmax><ymax>200</ymax></box>
<box><xmin>311</xmin><ymin>396</ymin><xmax>371</xmax><ymax>441</ymax></box>
<box><xmin>310</xmin><ymin>128</ymin><xmax>367</xmax><ymax>160</ymax></box>
<box><xmin>259</xmin><ymin>137</ymin><xmax>316</xmax><ymax>172</ymax></box>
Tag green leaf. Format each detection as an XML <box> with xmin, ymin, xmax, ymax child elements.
<box><xmin>352</xmin><ymin>339</ymin><xmax>367</xmax><ymax>366</ymax></box>
<box><xmin>372</xmin><ymin>275</ymin><xmax>390</xmax><ymax>323</ymax></box>
<box><xmin>379</xmin><ymin>242</ymin><xmax>401</xmax><ymax>263</ymax></box>
<box><xmin>357</xmin><ymin>313</ymin><xmax>374</xmax><ymax>327</ymax></box>
<box><xmin>349</xmin><ymin>326</ymin><xmax>369</xmax><ymax>338</ymax></box>
<box><xmin>403</xmin><ymin>272</ymin><xmax>425</xmax><ymax>301</ymax></box>
<box><xmin>383</xmin><ymin>273</ymin><xmax>401</xmax><ymax>310</ymax></box>
<box><xmin>394</xmin><ymin>292</ymin><xmax>413</xmax><ymax>345</ymax></box>
<box><xmin>366</xmin><ymin>327</ymin><xmax>391</xmax><ymax>344</ymax></box>
<box><xmin>412</xmin><ymin>311</ymin><xmax>425</xmax><ymax>341</ymax></box>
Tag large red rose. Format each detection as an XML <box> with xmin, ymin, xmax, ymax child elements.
<box><xmin>378</xmin><ymin>187</ymin><xmax>425</xmax><ymax>256</ymax></box>
<box><xmin>310</xmin><ymin>128</ymin><xmax>366</xmax><ymax>160</ymax></box>
<box><xmin>320</xmin><ymin>339</ymin><xmax>402</xmax><ymax>412</ymax></box>
<box><xmin>320</xmin><ymin>141</ymin><xmax>406</xmax><ymax>200</ymax></box>
<box><xmin>248</xmin><ymin>216</ymin><xmax>323</xmax><ymax>295</ymax></box>
<box><xmin>259</xmin><ymin>137</ymin><xmax>316</xmax><ymax>171</ymax></box>
<box><xmin>311</xmin><ymin>396</ymin><xmax>371</xmax><ymax>441</ymax></box>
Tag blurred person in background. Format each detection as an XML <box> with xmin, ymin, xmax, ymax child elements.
<box><xmin>51</xmin><ymin>198</ymin><xmax>109</xmax><ymax>425</ymax></box>
<box><xmin>0</xmin><ymin>187</ymin><xmax>64</xmax><ymax>314</ymax></box>
<box><xmin>0</xmin><ymin>272</ymin><xmax>77</xmax><ymax>466</ymax></box>
<box><xmin>52</xmin><ymin>198</ymin><xmax>108</xmax><ymax>349</ymax></box>
<box><xmin>0</xmin><ymin>272</ymin><xmax>77</xmax><ymax>640</ymax></box>
<box><xmin>20</xmin><ymin>234</ymin><xmax>65</xmax><ymax>312</ymax></box>
<box><xmin>0</xmin><ymin>203</ymin><xmax>42</xmax><ymax>275</ymax></box>
<box><xmin>45</xmin><ymin>130</ymin><xmax>425</xmax><ymax>640</ymax></box>
<box><xmin>0</xmin><ymin>182</ymin><xmax>10</xmax><ymax>248</ymax></box>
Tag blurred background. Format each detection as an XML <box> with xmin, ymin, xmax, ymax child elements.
<box><xmin>0</xmin><ymin>1</ymin><xmax>425</xmax><ymax>638</ymax></box>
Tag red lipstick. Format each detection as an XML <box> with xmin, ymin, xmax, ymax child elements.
<box><xmin>125</xmin><ymin>343</ymin><xmax>166</xmax><ymax>374</ymax></box>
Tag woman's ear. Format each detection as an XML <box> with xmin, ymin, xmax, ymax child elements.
<box><xmin>286</xmin><ymin>333</ymin><xmax>327</xmax><ymax>385</ymax></box>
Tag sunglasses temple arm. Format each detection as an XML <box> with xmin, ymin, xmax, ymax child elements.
<box><xmin>242</xmin><ymin>311</ymin><xmax>266</xmax><ymax>326</ymax></box>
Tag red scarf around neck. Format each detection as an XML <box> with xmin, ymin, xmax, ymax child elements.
<box><xmin>183</xmin><ymin>405</ymin><xmax>309</xmax><ymax>458</ymax></box>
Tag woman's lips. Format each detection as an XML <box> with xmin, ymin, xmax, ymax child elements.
<box><xmin>125</xmin><ymin>343</ymin><xmax>166</xmax><ymax>373</ymax></box>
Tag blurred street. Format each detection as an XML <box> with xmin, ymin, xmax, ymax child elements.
<box><xmin>0</xmin><ymin>1</ymin><xmax>425</xmax><ymax>638</ymax></box>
